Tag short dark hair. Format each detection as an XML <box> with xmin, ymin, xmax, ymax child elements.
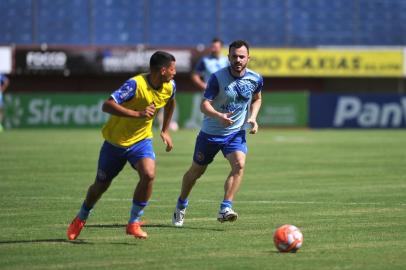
<box><xmin>150</xmin><ymin>51</ymin><xmax>176</xmax><ymax>72</ymax></box>
<box><xmin>229</xmin><ymin>40</ymin><xmax>250</xmax><ymax>54</ymax></box>
<box><xmin>212</xmin><ymin>37</ymin><xmax>224</xmax><ymax>45</ymax></box>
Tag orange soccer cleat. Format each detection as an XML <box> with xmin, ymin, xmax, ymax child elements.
<box><xmin>67</xmin><ymin>216</ymin><xmax>86</xmax><ymax>240</ymax></box>
<box><xmin>126</xmin><ymin>222</ymin><xmax>148</xmax><ymax>239</ymax></box>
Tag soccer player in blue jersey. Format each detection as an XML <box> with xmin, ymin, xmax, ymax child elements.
<box><xmin>172</xmin><ymin>40</ymin><xmax>263</xmax><ymax>226</ymax></box>
<box><xmin>67</xmin><ymin>51</ymin><xmax>177</xmax><ymax>240</ymax></box>
<box><xmin>186</xmin><ymin>38</ymin><xmax>230</xmax><ymax>128</ymax></box>
<box><xmin>191</xmin><ymin>38</ymin><xmax>229</xmax><ymax>91</ymax></box>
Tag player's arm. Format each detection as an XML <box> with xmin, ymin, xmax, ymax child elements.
<box><xmin>201</xmin><ymin>99</ymin><xmax>233</xmax><ymax>127</ymax></box>
<box><xmin>246</xmin><ymin>91</ymin><xmax>262</xmax><ymax>134</ymax></box>
<box><xmin>102</xmin><ymin>79</ymin><xmax>155</xmax><ymax>118</ymax></box>
<box><xmin>200</xmin><ymin>74</ymin><xmax>233</xmax><ymax>126</ymax></box>
<box><xmin>160</xmin><ymin>97</ymin><xmax>175</xmax><ymax>152</ymax></box>
<box><xmin>102</xmin><ymin>98</ymin><xmax>155</xmax><ymax>118</ymax></box>
<box><xmin>246</xmin><ymin>77</ymin><xmax>264</xmax><ymax>134</ymax></box>
<box><xmin>0</xmin><ymin>76</ymin><xmax>9</xmax><ymax>92</ymax></box>
<box><xmin>191</xmin><ymin>72</ymin><xmax>206</xmax><ymax>91</ymax></box>
<box><xmin>190</xmin><ymin>59</ymin><xmax>207</xmax><ymax>91</ymax></box>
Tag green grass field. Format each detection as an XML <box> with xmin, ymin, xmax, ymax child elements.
<box><xmin>0</xmin><ymin>129</ymin><xmax>405</xmax><ymax>270</ymax></box>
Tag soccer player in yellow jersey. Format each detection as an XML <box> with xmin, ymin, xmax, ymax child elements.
<box><xmin>67</xmin><ymin>51</ymin><xmax>177</xmax><ymax>240</ymax></box>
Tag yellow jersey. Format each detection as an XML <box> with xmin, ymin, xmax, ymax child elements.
<box><xmin>102</xmin><ymin>74</ymin><xmax>176</xmax><ymax>147</ymax></box>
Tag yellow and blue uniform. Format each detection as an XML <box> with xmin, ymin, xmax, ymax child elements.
<box><xmin>102</xmin><ymin>73</ymin><xmax>176</xmax><ymax>147</ymax></box>
<box><xmin>97</xmin><ymin>74</ymin><xmax>176</xmax><ymax>182</ymax></box>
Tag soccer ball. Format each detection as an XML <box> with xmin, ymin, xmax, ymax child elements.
<box><xmin>273</xmin><ymin>224</ymin><xmax>303</xmax><ymax>253</ymax></box>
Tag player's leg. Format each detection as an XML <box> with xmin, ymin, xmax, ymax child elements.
<box><xmin>179</xmin><ymin>161</ymin><xmax>207</xmax><ymax>200</ymax></box>
<box><xmin>172</xmin><ymin>132</ymin><xmax>219</xmax><ymax>227</ymax></box>
<box><xmin>0</xmin><ymin>95</ymin><xmax>4</xmax><ymax>131</ymax></box>
<box><xmin>217</xmin><ymin>151</ymin><xmax>246</xmax><ymax>223</ymax></box>
<box><xmin>126</xmin><ymin>139</ymin><xmax>156</xmax><ymax>239</ymax></box>
<box><xmin>172</xmin><ymin>161</ymin><xmax>207</xmax><ymax>227</ymax></box>
<box><xmin>218</xmin><ymin>131</ymin><xmax>247</xmax><ymax>223</ymax></box>
<box><xmin>224</xmin><ymin>151</ymin><xmax>246</xmax><ymax>201</ymax></box>
<box><xmin>125</xmin><ymin>157</ymin><xmax>155</xmax><ymax>239</ymax></box>
<box><xmin>67</xmin><ymin>141</ymin><xmax>126</xmax><ymax>240</ymax></box>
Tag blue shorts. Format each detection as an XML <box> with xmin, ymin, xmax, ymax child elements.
<box><xmin>193</xmin><ymin>130</ymin><xmax>247</xmax><ymax>165</ymax></box>
<box><xmin>96</xmin><ymin>139</ymin><xmax>155</xmax><ymax>182</ymax></box>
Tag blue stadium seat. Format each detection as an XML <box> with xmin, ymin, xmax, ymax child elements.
<box><xmin>1</xmin><ymin>0</ymin><xmax>406</xmax><ymax>47</ymax></box>
<box><xmin>219</xmin><ymin>0</ymin><xmax>287</xmax><ymax>47</ymax></box>
<box><xmin>92</xmin><ymin>0</ymin><xmax>145</xmax><ymax>45</ymax></box>
<box><xmin>36</xmin><ymin>0</ymin><xmax>90</xmax><ymax>44</ymax></box>
<box><xmin>0</xmin><ymin>0</ymin><xmax>33</xmax><ymax>44</ymax></box>
<box><xmin>147</xmin><ymin>0</ymin><xmax>217</xmax><ymax>46</ymax></box>
<box><xmin>287</xmin><ymin>0</ymin><xmax>355</xmax><ymax>46</ymax></box>
<box><xmin>357</xmin><ymin>0</ymin><xmax>406</xmax><ymax>45</ymax></box>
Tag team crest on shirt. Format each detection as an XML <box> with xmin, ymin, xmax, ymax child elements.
<box><xmin>222</xmin><ymin>79</ymin><xmax>257</xmax><ymax>112</ymax></box>
<box><xmin>97</xmin><ymin>169</ymin><xmax>107</xmax><ymax>181</ymax></box>
<box><xmin>195</xmin><ymin>151</ymin><xmax>205</xmax><ymax>162</ymax></box>
<box><xmin>117</xmin><ymin>80</ymin><xmax>135</xmax><ymax>101</ymax></box>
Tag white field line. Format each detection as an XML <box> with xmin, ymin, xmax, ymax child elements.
<box><xmin>3</xmin><ymin>196</ymin><xmax>405</xmax><ymax>206</ymax></box>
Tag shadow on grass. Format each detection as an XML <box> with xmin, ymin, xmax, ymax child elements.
<box><xmin>0</xmin><ymin>239</ymin><xmax>92</xmax><ymax>245</ymax></box>
<box><xmin>86</xmin><ymin>223</ymin><xmax>225</xmax><ymax>232</ymax></box>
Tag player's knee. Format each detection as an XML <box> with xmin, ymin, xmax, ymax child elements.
<box><xmin>92</xmin><ymin>180</ymin><xmax>110</xmax><ymax>193</ymax></box>
<box><xmin>141</xmin><ymin>170</ymin><xmax>155</xmax><ymax>183</ymax></box>
<box><xmin>186</xmin><ymin>167</ymin><xmax>205</xmax><ymax>181</ymax></box>
<box><xmin>231</xmin><ymin>162</ymin><xmax>245</xmax><ymax>175</ymax></box>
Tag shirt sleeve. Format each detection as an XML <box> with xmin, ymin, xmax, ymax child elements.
<box><xmin>203</xmin><ymin>74</ymin><xmax>219</xmax><ymax>100</ymax></box>
<box><xmin>170</xmin><ymin>80</ymin><xmax>176</xmax><ymax>99</ymax></box>
<box><xmin>194</xmin><ymin>58</ymin><xmax>206</xmax><ymax>74</ymax></box>
<box><xmin>110</xmin><ymin>79</ymin><xmax>137</xmax><ymax>104</ymax></box>
<box><xmin>0</xmin><ymin>75</ymin><xmax>6</xmax><ymax>85</ymax></box>
<box><xmin>254</xmin><ymin>76</ymin><xmax>264</xmax><ymax>94</ymax></box>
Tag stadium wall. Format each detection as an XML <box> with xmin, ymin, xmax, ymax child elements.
<box><xmin>3</xmin><ymin>46</ymin><xmax>406</xmax><ymax>129</ymax></box>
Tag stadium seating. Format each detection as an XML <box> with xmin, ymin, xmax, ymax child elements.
<box><xmin>92</xmin><ymin>0</ymin><xmax>145</xmax><ymax>45</ymax></box>
<box><xmin>0</xmin><ymin>0</ymin><xmax>33</xmax><ymax>44</ymax></box>
<box><xmin>0</xmin><ymin>0</ymin><xmax>405</xmax><ymax>46</ymax></box>
<box><xmin>36</xmin><ymin>0</ymin><xmax>90</xmax><ymax>44</ymax></box>
<box><xmin>148</xmin><ymin>0</ymin><xmax>217</xmax><ymax>46</ymax></box>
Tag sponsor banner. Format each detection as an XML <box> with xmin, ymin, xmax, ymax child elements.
<box><xmin>309</xmin><ymin>93</ymin><xmax>406</xmax><ymax>128</ymax></box>
<box><xmin>0</xmin><ymin>46</ymin><xmax>13</xmax><ymax>74</ymax></box>
<box><xmin>258</xmin><ymin>92</ymin><xmax>308</xmax><ymax>126</ymax></box>
<box><xmin>245</xmin><ymin>48</ymin><xmax>404</xmax><ymax>77</ymax></box>
<box><xmin>15</xmin><ymin>48</ymin><xmax>99</xmax><ymax>75</ymax></box>
<box><xmin>101</xmin><ymin>48</ymin><xmax>191</xmax><ymax>73</ymax></box>
<box><xmin>4</xmin><ymin>92</ymin><xmax>308</xmax><ymax>129</ymax></box>
<box><xmin>176</xmin><ymin>92</ymin><xmax>308</xmax><ymax>128</ymax></box>
<box><xmin>14</xmin><ymin>47</ymin><xmax>192</xmax><ymax>75</ymax></box>
<box><xmin>4</xmin><ymin>93</ymin><xmax>109</xmax><ymax>128</ymax></box>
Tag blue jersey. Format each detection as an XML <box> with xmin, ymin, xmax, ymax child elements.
<box><xmin>0</xmin><ymin>74</ymin><xmax>7</xmax><ymax>87</ymax></box>
<box><xmin>202</xmin><ymin>67</ymin><xmax>263</xmax><ymax>136</ymax></box>
<box><xmin>195</xmin><ymin>55</ymin><xmax>229</xmax><ymax>83</ymax></box>
<box><xmin>0</xmin><ymin>74</ymin><xmax>7</xmax><ymax>106</ymax></box>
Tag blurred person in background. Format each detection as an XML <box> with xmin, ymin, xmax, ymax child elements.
<box><xmin>67</xmin><ymin>51</ymin><xmax>177</xmax><ymax>240</ymax></box>
<box><xmin>0</xmin><ymin>73</ymin><xmax>10</xmax><ymax>132</ymax></box>
<box><xmin>172</xmin><ymin>40</ymin><xmax>263</xmax><ymax>227</ymax></box>
<box><xmin>191</xmin><ymin>37</ymin><xmax>229</xmax><ymax>91</ymax></box>
<box><xmin>185</xmin><ymin>38</ymin><xmax>229</xmax><ymax>128</ymax></box>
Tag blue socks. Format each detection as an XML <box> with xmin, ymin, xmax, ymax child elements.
<box><xmin>220</xmin><ymin>200</ymin><xmax>232</xmax><ymax>210</ymax></box>
<box><xmin>129</xmin><ymin>200</ymin><xmax>148</xmax><ymax>224</ymax></box>
<box><xmin>77</xmin><ymin>202</ymin><xmax>93</xmax><ymax>221</ymax></box>
<box><xmin>176</xmin><ymin>197</ymin><xmax>189</xmax><ymax>210</ymax></box>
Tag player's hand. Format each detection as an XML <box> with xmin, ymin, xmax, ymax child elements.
<box><xmin>141</xmin><ymin>103</ymin><xmax>156</xmax><ymax>118</ymax></box>
<box><xmin>218</xmin><ymin>112</ymin><xmax>234</xmax><ymax>127</ymax></box>
<box><xmin>247</xmin><ymin>118</ymin><xmax>258</xmax><ymax>134</ymax></box>
<box><xmin>160</xmin><ymin>131</ymin><xmax>173</xmax><ymax>152</ymax></box>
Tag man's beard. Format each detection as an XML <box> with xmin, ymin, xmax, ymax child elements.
<box><xmin>231</xmin><ymin>62</ymin><xmax>246</xmax><ymax>73</ymax></box>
